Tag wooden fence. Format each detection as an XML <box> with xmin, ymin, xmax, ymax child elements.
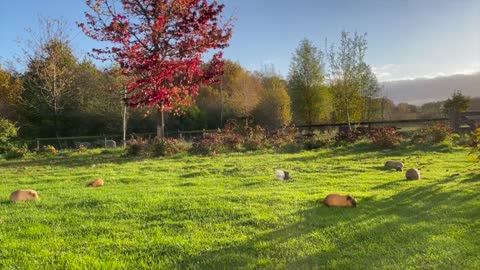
<box><xmin>296</xmin><ymin>118</ymin><xmax>449</xmax><ymax>132</ymax></box>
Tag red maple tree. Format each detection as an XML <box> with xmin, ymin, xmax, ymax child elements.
<box><xmin>78</xmin><ymin>0</ymin><xmax>233</xmax><ymax>136</ymax></box>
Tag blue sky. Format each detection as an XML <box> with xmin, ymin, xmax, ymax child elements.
<box><xmin>1</xmin><ymin>0</ymin><xmax>479</xmax><ymax>81</ymax></box>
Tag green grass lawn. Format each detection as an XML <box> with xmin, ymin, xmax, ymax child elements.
<box><xmin>0</xmin><ymin>144</ymin><xmax>479</xmax><ymax>269</ymax></box>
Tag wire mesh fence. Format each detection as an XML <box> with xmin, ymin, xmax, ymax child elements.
<box><xmin>13</xmin><ymin>129</ymin><xmax>217</xmax><ymax>151</ymax></box>
<box><xmin>12</xmin><ymin>117</ymin><xmax>463</xmax><ymax>151</ymax></box>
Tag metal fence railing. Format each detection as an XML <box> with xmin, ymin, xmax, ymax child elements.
<box><xmin>296</xmin><ymin>118</ymin><xmax>450</xmax><ymax>133</ymax></box>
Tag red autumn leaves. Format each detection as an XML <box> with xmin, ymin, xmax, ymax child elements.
<box><xmin>78</xmin><ymin>0</ymin><xmax>233</xmax><ymax>111</ymax></box>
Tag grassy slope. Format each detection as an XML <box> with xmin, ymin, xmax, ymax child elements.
<box><xmin>0</xmin><ymin>144</ymin><xmax>479</xmax><ymax>269</ymax></box>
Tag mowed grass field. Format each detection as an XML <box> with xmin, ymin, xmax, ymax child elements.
<box><xmin>0</xmin><ymin>144</ymin><xmax>479</xmax><ymax>269</ymax></box>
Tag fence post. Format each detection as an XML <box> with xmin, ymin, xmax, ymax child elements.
<box><xmin>104</xmin><ymin>135</ymin><xmax>107</xmax><ymax>148</ymax></box>
<box><xmin>36</xmin><ymin>139</ymin><xmax>40</xmax><ymax>151</ymax></box>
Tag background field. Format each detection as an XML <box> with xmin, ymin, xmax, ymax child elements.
<box><xmin>0</xmin><ymin>145</ymin><xmax>479</xmax><ymax>269</ymax></box>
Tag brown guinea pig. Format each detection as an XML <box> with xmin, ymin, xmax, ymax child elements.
<box><xmin>10</xmin><ymin>189</ymin><xmax>40</xmax><ymax>203</ymax></box>
<box><xmin>323</xmin><ymin>193</ymin><xmax>357</xmax><ymax>208</ymax></box>
<box><xmin>87</xmin><ymin>178</ymin><xmax>104</xmax><ymax>187</ymax></box>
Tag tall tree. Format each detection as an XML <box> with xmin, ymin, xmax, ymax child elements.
<box><xmin>443</xmin><ymin>90</ymin><xmax>471</xmax><ymax>116</ymax></box>
<box><xmin>444</xmin><ymin>90</ymin><xmax>471</xmax><ymax>131</ymax></box>
<box><xmin>288</xmin><ymin>39</ymin><xmax>331</xmax><ymax>125</ymax></box>
<box><xmin>328</xmin><ymin>31</ymin><xmax>370</xmax><ymax>129</ymax></box>
<box><xmin>227</xmin><ymin>64</ymin><xmax>264</xmax><ymax>124</ymax></box>
<box><xmin>197</xmin><ymin>60</ymin><xmax>264</xmax><ymax>128</ymax></box>
<box><xmin>253</xmin><ymin>75</ymin><xmax>292</xmax><ymax>130</ymax></box>
<box><xmin>0</xmin><ymin>65</ymin><xmax>23</xmax><ymax>121</ymax></box>
<box><xmin>60</xmin><ymin>61</ymin><xmax>126</xmax><ymax>136</ymax></box>
<box><xmin>419</xmin><ymin>101</ymin><xmax>444</xmax><ymax>119</ymax></box>
<box><xmin>197</xmin><ymin>84</ymin><xmax>224</xmax><ymax>128</ymax></box>
<box><xmin>20</xmin><ymin>17</ymin><xmax>77</xmax><ymax>137</ymax></box>
<box><xmin>359</xmin><ymin>64</ymin><xmax>381</xmax><ymax>122</ymax></box>
<box><xmin>79</xmin><ymin>0</ymin><xmax>234</xmax><ymax>138</ymax></box>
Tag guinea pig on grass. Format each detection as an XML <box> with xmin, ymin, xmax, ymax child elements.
<box><xmin>275</xmin><ymin>169</ymin><xmax>291</xmax><ymax>180</ymax></box>
<box><xmin>10</xmin><ymin>189</ymin><xmax>39</xmax><ymax>203</ymax></box>
<box><xmin>87</xmin><ymin>178</ymin><xmax>104</xmax><ymax>187</ymax></box>
<box><xmin>385</xmin><ymin>160</ymin><xmax>404</xmax><ymax>171</ymax></box>
<box><xmin>323</xmin><ymin>194</ymin><xmax>357</xmax><ymax>208</ymax></box>
<box><xmin>405</xmin><ymin>168</ymin><xmax>421</xmax><ymax>180</ymax></box>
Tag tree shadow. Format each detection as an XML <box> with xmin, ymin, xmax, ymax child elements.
<box><xmin>370</xmin><ymin>179</ymin><xmax>408</xmax><ymax>190</ymax></box>
<box><xmin>177</xmin><ymin>182</ymin><xmax>197</xmax><ymax>187</ymax></box>
<box><xmin>285</xmin><ymin>181</ymin><xmax>479</xmax><ymax>268</ymax></box>
<box><xmin>461</xmin><ymin>173</ymin><xmax>480</xmax><ymax>184</ymax></box>
<box><xmin>176</xmin><ymin>179</ymin><xmax>479</xmax><ymax>268</ymax></box>
<box><xmin>0</xmin><ymin>151</ymin><xmax>147</xmax><ymax>169</ymax></box>
<box><xmin>62</xmin><ymin>199</ymin><xmax>103</xmax><ymax>209</ymax></box>
<box><xmin>285</xmin><ymin>144</ymin><xmax>414</xmax><ymax>164</ymax></box>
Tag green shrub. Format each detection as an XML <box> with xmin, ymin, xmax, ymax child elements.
<box><xmin>278</xmin><ymin>142</ymin><xmax>303</xmax><ymax>153</ymax></box>
<box><xmin>41</xmin><ymin>145</ymin><xmax>58</xmax><ymax>155</ymax></box>
<box><xmin>429</xmin><ymin>124</ymin><xmax>453</xmax><ymax>144</ymax></box>
<box><xmin>5</xmin><ymin>145</ymin><xmax>28</xmax><ymax>160</ymax></box>
<box><xmin>221</xmin><ymin>122</ymin><xmax>244</xmax><ymax>151</ymax></box>
<box><xmin>0</xmin><ymin>119</ymin><xmax>18</xmax><ymax>153</ymax></box>
<box><xmin>269</xmin><ymin>125</ymin><xmax>299</xmax><ymax>149</ymax></box>
<box><xmin>369</xmin><ymin>127</ymin><xmax>403</xmax><ymax>148</ymax></box>
<box><xmin>76</xmin><ymin>145</ymin><xmax>88</xmax><ymax>153</ymax></box>
<box><xmin>302</xmin><ymin>137</ymin><xmax>331</xmax><ymax>150</ymax></box>
<box><xmin>151</xmin><ymin>138</ymin><xmax>189</xmax><ymax>157</ymax></box>
<box><xmin>451</xmin><ymin>133</ymin><xmax>472</xmax><ymax>146</ymax></box>
<box><xmin>243</xmin><ymin>126</ymin><xmax>267</xmax><ymax>151</ymax></box>
<box><xmin>221</xmin><ymin>121</ymin><xmax>268</xmax><ymax>151</ymax></box>
<box><xmin>411</xmin><ymin>124</ymin><xmax>453</xmax><ymax>145</ymax></box>
<box><xmin>125</xmin><ymin>138</ymin><xmax>149</xmax><ymax>157</ymax></box>
<box><xmin>468</xmin><ymin>129</ymin><xmax>480</xmax><ymax>162</ymax></box>
<box><xmin>334</xmin><ymin>129</ymin><xmax>362</xmax><ymax>145</ymax></box>
<box><xmin>300</xmin><ymin>132</ymin><xmax>332</xmax><ymax>150</ymax></box>
<box><xmin>190</xmin><ymin>133</ymin><xmax>224</xmax><ymax>155</ymax></box>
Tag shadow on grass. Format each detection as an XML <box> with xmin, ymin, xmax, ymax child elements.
<box><xmin>285</xmin><ymin>143</ymin><xmax>412</xmax><ymax>163</ymax></box>
<box><xmin>62</xmin><ymin>198</ymin><xmax>106</xmax><ymax>210</ymax></box>
<box><xmin>177</xmin><ymin>179</ymin><xmax>479</xmax><ymax>269</ymax></box>
<box><xmin>461</xmin><ymin>173</ymin><xmax>480</xmax><ymax>184</ymax></box>
<box><xmin>371</xmin><ymin>179</ymin><xmax>408</xmax><ymax>190</ymax></box>
<box><xmin>181</xmin><ymin>171</ymin><xmax>209</xmax><ymax>178</ymax></box>
<box><xmin>177</xmin><ymin>182</ymin><xmax>197</xmax><ymax>187</ymax></box>
<box><xmin>285</xmin><ymin>142</ymin><xmax>461</xmax><ymax>164</ymax></box>
<box><xmin>241</xmin><ymin>181</ymin><xmax>264</xmax><ymax>187</ymax></box>
<box><xmin>0</xmin><ymin>151</ymin><xmax>147</xmax><ymax>169</ymax></box>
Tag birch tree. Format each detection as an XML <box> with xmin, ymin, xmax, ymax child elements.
<box><xmin>21</xmin><ymin>17</ymin><xmax>76</xmax><ymax>137</ymax></box>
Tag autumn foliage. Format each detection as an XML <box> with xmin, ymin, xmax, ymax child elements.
<box><xmin>78</xmin><ymin>0</ymin><xmax>233</xmax><ymax>112</ymax></box>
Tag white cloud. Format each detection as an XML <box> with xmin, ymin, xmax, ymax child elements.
<box><xmin>372</xmin><ymin>64</ymin><xmax>398</xmax><ymax>81</ymax></box>
<box><xmin>374</xmin><ymin>62</ymin><xmax>480</xmax><ymax>82</ymax></box>
<box><xmin>452</xmin><ymin>62</ymin><xmax>480</xmax><ymax>76</ymax></box>
<box><xmin>382</xmin><ymin>72</ymin><xmax>480</xmax><ymax>105</ymax></box>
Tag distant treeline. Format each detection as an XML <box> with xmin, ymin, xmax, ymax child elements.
<box><xmin>1</xmin><ymin>28</ymin><xmax>477</xmax><ymax>139</ymax></box>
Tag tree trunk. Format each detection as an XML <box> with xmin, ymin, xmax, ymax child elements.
<box><xmin>53</xmin><ymin>108</ymin><xmax>60</xmax><ymax>149</ymax></box>
<box><xmin>53</xmin><ymin>58</ymin><xmax>59</xmax><ymax>138</ymax></box>
<box><xmin>53</xmin><ymin>97</ymin><xmax>60</xmax><ymax>139</ymax></box>
<box><xmin>122</xmin><ymin>88</ymin><xmax>127</xmax><ymax>148</ymax></box>
<box><xmin>157</xmin><ymin>105</ymin><xmax>165</xmax><ymax>139</ymax></box>
<box><xmin>220</xmin><ymin>78</ymin><xmax>224</xmax><ymax>128</ymax></box>
<box><xmin>346</xmin><ymin>101</ymin><xmax>352</xmax><ymax>131</ymax></box>
<box><xmin>381</xmin><ymin>97</ymin><xmax>385</xmax><ymax>122</ymax></box>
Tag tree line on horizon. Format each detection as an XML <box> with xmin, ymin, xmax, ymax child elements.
<box><xmin>0</xmin><ymin>18</ymin><xmax>478</xmax><ymax>139</ymax></box>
